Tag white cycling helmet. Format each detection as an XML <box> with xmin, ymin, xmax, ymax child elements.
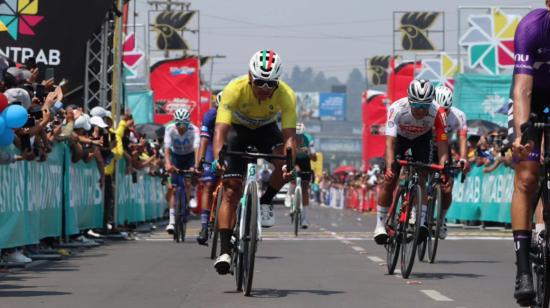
<box><xmin>296</xmin><ymin>122</ymin><xmax>305</xmax><ymax>135</ymax></box>
<box><xmin>435</xmin><ymin>86</ymin><xmax>453</xmax><ymax>110</ymax></box>
<box><xmin>174</xmin><ymin>108</ymin><xmax>191</xmax><ymax>123</ymax></box>
<box><xmin>215</xmin><ymin>91</ymin><xmax>222</xmax><ymax>107</ymax></box>
<box><xmin>249</xmin><ymin>49</ymin><xmax>283</xmax><ymax>80</ymax></box>
<box><xmin>407</xmin><ymin>79</ymin><xmax>435</xmax><ymax>104</ymax></box>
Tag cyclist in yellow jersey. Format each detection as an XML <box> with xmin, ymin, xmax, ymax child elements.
<box><xmin>212</xmin><ymin>49</ymin><xmax>297</xmax><ymax>275</ymax></box>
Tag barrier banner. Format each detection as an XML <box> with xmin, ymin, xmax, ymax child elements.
<box><xmin>116</xmin><ymin>158</ymin><xmax>166</xmax><ymax>225</ymax></box>
<box><xmin>151</xmin><ymin>56</ymin><xmax>200</xmax><ymax>125</ymax></box>
<box><xmin>447</xmin><ymin>164</ymin><xmax>514</xmax><ymax>223</ymax></box>
<box><xmin>64</xmin><ymin>154</ymin><xmax>104</xmax><ymax>235</ymax></box>
<box><xmin>0</xmin><ymin>144</ymin><xmax>64</xmax><ymax>248</ymax></box>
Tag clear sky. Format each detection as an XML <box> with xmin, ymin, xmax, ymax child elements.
<box><xmin>135</xmin><ymin>0</ymin><xmax>543</xmax><ymax>83</ymax></box>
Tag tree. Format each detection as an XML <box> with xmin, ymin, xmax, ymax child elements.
<box><xmin>345</xmin><ymin>68</ymin><xmax>365</xmax><ymax>122</ymax></box>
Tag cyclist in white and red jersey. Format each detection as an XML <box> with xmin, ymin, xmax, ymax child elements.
<box><xmin>373</xmin><ymin>80</ymin><xmax>449</xmax><ymax>245</ymax></box>
<box><xmin>433</xmin><ymin>86</ymin><xmax>470</xmax><ymax>239</ymax></box>
<box><xmin>509</xmin><ymin>2</ymin><xmax>550</xmax><ymax>305</ymax></box>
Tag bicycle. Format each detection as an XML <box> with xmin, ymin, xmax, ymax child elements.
<box><xmin>218</xmin><ymin>146</ymin><xmax>292</xmax><ymax>296</ymax></box>
<box><xmin>289</xmin><ymin>171</ymin><xmax>311</xmax><ymax>236</ymax></box>
<box><xmin>521</xmin><ymin>114</ymin><xmax>550</xmax><ymax>307</ymax></box>
<box><xmin>418</xmin><ymin>162</ymin><xmax>465</xmax><ymax>263</ymax></box>
<box><xmin>171</xmin><ymin>169</ymin><xmax>195</xmax><ymax>243</ymax></box>
<box><xmin>385</xmin><ymin>156</ymin><xmax>443</xmax><ymax>279</ymax></box>
<box><xmin>209</xmin><ymin>182</ymin><xmax>224</xmax><ymax>260</ymax></box>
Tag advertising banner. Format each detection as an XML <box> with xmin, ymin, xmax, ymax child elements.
<box><xmin>199</xmin><ymin>89</ymin><xmax>212</xmax><ymax>125</ymax></box>
<box><xmin>64</xmin><ymin>157</ymin><xmax>104</xmax><ymax>235</ymax></box>
<box><xmin>387</xmin><ymin>61</ymin><xmax>421</xmax><ymax>103</ymax></box>
<box><xmin>116</xmin><ymin>158</ymin><xmax>166</xmax><ymax>225</ymax></box>
<box><xmin>453</xmin><ymin>73</ymin><xmax>511</xmax><ymax>126</ymax></box>
<box><xmin>368</xmin><ymin>56</ymin><xmax>393</xmax><ymax>86</ymax></box>
<box><xmin>447</xmin><ymin>164</ymin><xmax>514</xmax><ymax>223</ymax></box>
<box><xmin>123</xmin><ymin>25</ymin><xmax>148</xmax><ymax>86</ymax></box>
<box><xmin>127</xmin><ymin>90</ymin><xmax>154</xmax><ymax>125</ymax></box>
<box><xmin>0</xmin><ymin>144</ymin><xmax>63</xmax><ymax>248</ymax></box>
<box><xmin>296</xmin><ymin>92</ymin><xmax>320</xmax><ymax>119</ymax></box>
<box><xmin>319</xmin><ymin>93</ymin><xmax>346</xmax><ymax>120</ymax></box>
<box><xmin>362</xmin><ymin>91</ymin><xmax>387</xmax><ymax>171</ymax></box>
<box><xmin>0</xmin><ymin>0</ymin><xmax>112</xmax><ymax>97</ymax></box>
<box><xmin>151</xmin><ymin>57</ymin><xmax>200</xmax><ymax>125</ymax></box>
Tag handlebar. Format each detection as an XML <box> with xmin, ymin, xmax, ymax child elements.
<box><xmin>219</xmin><ymin>145</ymin><xmax>293</xmax><ymax>171</ymax></box>
<box><xmin>397</xmin><ymin>157</ymin><xmax>466</xmax><ymax>183</ymax></box>
<box><xmin>521</xmin><ymin>113</ymin><xmax>550</xmax><ymax>145</ymax></box>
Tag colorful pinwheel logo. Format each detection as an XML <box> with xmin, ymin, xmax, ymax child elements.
<box><xmin>0</xmin><ymin>0</ymin><xmax>44</xmax><ymax>40</ymax></box>
<box><xmin>122</xmin><ymin>32</ymin><xmax>144</xmax><ymax>79</ymax></box>
<box><xmin>416</xmin><ymin>53</ymin><xmax>460</xmax><ymax>88</ymax></box>
<box><xmin>459</xmin><ymin>8</ymin><xmax>520</xmax><ymax>75</ymax></box>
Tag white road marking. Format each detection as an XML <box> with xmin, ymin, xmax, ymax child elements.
<box><xmin>351</xmin><ymin>246</ymin><xmax>365</xmax><ymax>252</ymax></box>
<box><xmin>368</xmin><ymin>256</ymin><xmax>384</xmax><ymax>263</ymax></box>
<box><xmin>341</xmin><ymin>240</ymin><xmax>352</xmax><ymax>245</ymax></box>
<box><xmin>331</xmin><ymin>223</ymin><xmax>338</xmax><ymax>227</ymax></box>
<box><xmin>420</xmin><ymin>290</ymin><xmax>454</xmax><ymax>302</ymax></box>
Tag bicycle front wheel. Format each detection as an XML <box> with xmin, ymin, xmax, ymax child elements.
<box><xmin>428</xmin><ymin>185</ymin><xmax>442</xmax><ymax>263</ymax></box>
<box><xmin>210</xmin><ymin>185</ymin><xmax>224</xmax><ymax>260</ymax></box>
<box><xmin>294</xmin><ymin>186</ymin><xmax>302</xmax><ymax>237</ymax></box>
<box><xmin>243</xmin><ymin>182</ymin><xmax>259</xmax><ymax>296</ymax></box>
<box><xmin>401</xmin><ymin>184</ymin><xmax>422</xmax><ymax>279</ymax></box>
<box><xmin>386</xmin><ymin>188</ymin><xmax>404</xmax><ymax>275</ymax></box>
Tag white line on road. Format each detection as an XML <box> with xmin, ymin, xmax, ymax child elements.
<box><xmin>420</xmin><ymin>290</ymin><xmax>454</xmax><ymax>302</ymax></box>
<box><xmin>331</xmin><ymin>223</ymin><xmax>338</xmax><ymax>227</ymax></box>
<box><xmin>341</xmin><ymin>240</ymin><xmax>352</xmax><ymax>245</ymax></box>
<box><xmin>351</xmin><ymin>246</ymin><xmax>365</xmax><ymax>252</ymax></box>
<box><xmin>368</xmin><ymin>256</ymin><xmax>384</xmax><ymax>263</ymax></box>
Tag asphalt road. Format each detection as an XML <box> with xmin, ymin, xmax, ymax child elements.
<box><xmin>0</xmin><ymin>204</ymin><xmax>518</xmax><ymax>308</ymax></box>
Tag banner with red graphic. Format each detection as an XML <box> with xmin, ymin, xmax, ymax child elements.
<box><xmin>387</xmin><ymin>61</ymin><xmax>421</xmax><ymax>103</ymax></box>
<box><xmin>199</xmin><ymin>89</ymin><xmax>212</xmax><ymax>122</ymax></box>
<box><xmin>151</xmin><ymin>57</ymin><xmax>200</xmax><ymax>125</ymax></box>
<box><xmin>362</xmin><ymin>90</ymin><xmax>387</xmax><ymax>171</ymax></box>
<box><xmin>0</xmin><ymin>0</ymin><xmax>112</xmax><ymax>101</ymax></box>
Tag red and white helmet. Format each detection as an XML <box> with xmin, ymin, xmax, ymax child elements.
<box><xmin>249</xmin><ymin>49</ymin><xmax>283</xmax><ymax>80</ymax></box>
<box><xmin>435</xmin><ymin>86</ymin><xmax>453</xmax><ymax>110</ymax></box>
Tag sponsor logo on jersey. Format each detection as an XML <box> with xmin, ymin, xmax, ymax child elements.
<box><xmin>399</xmin><ymin>124</ymin><xmax>427</xmax><ymax>134</ymax></box>
<box><xmin>515</xmin><ymin>53</ymin><xmax>530</xmax><ymax>62</ymax></box>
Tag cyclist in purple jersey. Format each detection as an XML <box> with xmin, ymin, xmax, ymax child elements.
<box><xmin>510</xmin><ymin>2</ymin><xmax>550</xmax><ymax>305</ymax></box>
<box><xmin>195</xmin><ymin>92</ymin><xmax>220</xmax><ymax>245</ymax></box>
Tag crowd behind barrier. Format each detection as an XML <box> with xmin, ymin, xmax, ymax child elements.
<box><xmin>0</xmin><ymin>57</ymin><xmax>171</xmax><ymax>263</ymax></box>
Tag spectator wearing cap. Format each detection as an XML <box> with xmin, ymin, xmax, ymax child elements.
<box><xmin>72</xmin><ymin>113</ymin><xmax>105</xmax><ymax>185</ymax></box>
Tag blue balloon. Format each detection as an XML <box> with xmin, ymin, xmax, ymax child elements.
<box><xmin>0</xmin><ymin>115</ymin><xmax>5</xmax><ymax>136</ymax></box>
<box><xmin>0</xmin><ymin>128</ymin><xmax>14</xmax><ymax>147</ymax></box>
<box><xmin>3</xmin><ymin>105</ymin><xmax>28</xmax><ymax>129</ymax></box>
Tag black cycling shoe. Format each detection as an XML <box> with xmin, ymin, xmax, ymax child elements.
<box><xmin>514</xmin><ymin>272</ymin><xmax>536</xmax><ymax>306</ymax></box>
<box><xmin>418</xmin><ymin>225</ymin><xmax>429</xmax><ymax>242</ymax></box>
<box><xmin>197</xmin><ymin>227</ymin><xmax>208</xmax><ymax>246</ymax></box>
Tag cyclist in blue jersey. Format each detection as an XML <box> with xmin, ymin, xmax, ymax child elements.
<box><xmin>195</xmin><ymin>92</ymin><xmax>221</xmax><ymax>245</ymax></box>
<box><xmin>510</xmin><ymin>2</ymin><xmax>550</xmax><ymax>305</ymax></box>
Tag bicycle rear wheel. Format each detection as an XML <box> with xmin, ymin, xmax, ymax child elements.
<box><xmin>294</xmin><ymin>186</ymin><xmax>302</xmax><ymax>237</ymax></box>
<box><xmin>210</xmin><ymin>185</ymin><xmax>224</xmax><ymax>260</ymax></box>
<box><xmin>386</xmin><ymin>188</ymin><xmax>404</xmax><ymax>275</ymax></box>
<box><xmin>401</xmin><ymin>184</ymin><xmax>422</xmax><ymax>279</ymax></box>
<box><xmin>243</xmin><ymin>182</ymin><xmax>259</xmax><ymax>296</ymax></box>
<box><xmin>174</xmin><ymin>188</ymin><xmax>182</xmax><ymax>243</ymax></box>
<box><xmin>427</xmin><ymin>185</ymin><xmax>442</xmax><ymax>263</ymax></box>
<box><xmin>533</xmin><ymin>231</ymin><xmax>550</xmax><ymax>308</ymax></box>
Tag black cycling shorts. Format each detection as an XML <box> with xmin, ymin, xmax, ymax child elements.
<box><xmin>223</xmin><ymin>123</ymin><xmax>284</xmax><ymax>180</ymax></box>
<box><xmin>392</xmin><ymin>131</ymin><xmax>432</xmax><ymax>172</ymax></box>
<box><xmin>507</xmin><ymin>84</ymin><xmax>549</xmax><ymax>161</ymax></box>
<box><xmin>296</xmin><ymin>155</ymin><xmax>313</xmax><ymax>182</ymax></box>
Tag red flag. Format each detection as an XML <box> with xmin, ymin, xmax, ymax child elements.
<box><xmin>151</xmin><ymin>57</ymin><xmax>200</xmax><ymax>125</ymax></box>
<box><xmin>362</xmin><ymin>90</ymin><xmax>388</xmax><ymax>171</ymax></box>
<box><xmin>387</xmin><ymin>61</ymin><xmax>421</xmax><ymax>103</ymax></box>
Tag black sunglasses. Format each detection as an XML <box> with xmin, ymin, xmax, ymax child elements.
<box><xmin>252</xmin><ymin>78</ymin><xmax>278</xmax><ymax>89</ymax></box>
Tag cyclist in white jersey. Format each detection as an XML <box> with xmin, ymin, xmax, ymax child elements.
<box><xmin>374</xmin><ymin>80</ymin><xmax>450</xmax><ymax>245</ymax></box>
<box><xmin>164</xmin><ymin>108</ymin><xmax>200</xmax><ymax>234</ymax></box>
<box><xmin>433</xmin><ymin>86</ymin><xmax>470</xmax><ymax>239</ymax></box>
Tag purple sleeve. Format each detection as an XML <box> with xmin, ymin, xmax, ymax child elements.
<box><xmin>513</xmin><ymin>15</ymin><xmax>537</xmax><ymax>76</ymax></box>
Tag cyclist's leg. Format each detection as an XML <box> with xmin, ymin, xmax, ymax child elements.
<box><xmin>255</xmin><ymin>123</ymin><xmax>285</xmax><ymax>227</ymax></box>
<box><xmin>166</xmin><ymin>152</ymin><xmax>184</xmax><ymax>232</ymax></box>
<box><xmin>198</xmin><ymin>147</ymin><xmax>217</xmax><ymax>244</ymax></box>
<box><xmin>411</xmin><ymin>132</ymin><xmax>434</xmax><ymax>227</ymax></box>
<box><xmin>511</xmin><ymin>137</ymin><xmax>541</xmax><ymax>302</ymax></box>
<box><xmin>214</xmin><ymin>125</ymin><xmax>247</xmax><ymax>274</ymax></box>
<box><xmin>374</xmin><ymin>136</ymin><xmax>408</xmax><ymax>244</ymax></box>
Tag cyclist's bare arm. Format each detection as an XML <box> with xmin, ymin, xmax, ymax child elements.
<box><xmin>282</xmin><ymin>128</ymin><xmax>297</xmax><ymax>160</ymax></box>
<box><xmin>513</xmin><ymin>74</ymin><xmax>534</xmax><ymax>142</ymax></box>
<box><xmin>213</xmin><ymin>123</ymin><xmax>230</xmax><ymax>161</ymax></box>
<box><xmin>385</xmin><ymin>135</ymin><xmax>396</xmax><ymax>172</ymax></box>
<box><xmin>436</xmin><ymin>141</ymin><xmax>449</xmax><ymax>166</ymax></box>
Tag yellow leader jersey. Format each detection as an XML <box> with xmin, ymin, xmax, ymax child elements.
<box><xmin>216</xmin><ymin>75</ymin><xmax>297</xmax><ymax>130</ymax></box>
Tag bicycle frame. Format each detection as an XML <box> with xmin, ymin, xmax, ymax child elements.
<box><xmin>238</xmin><ymin>162</ymin><xmax>262</xmax><ymax>244</ymax></box>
